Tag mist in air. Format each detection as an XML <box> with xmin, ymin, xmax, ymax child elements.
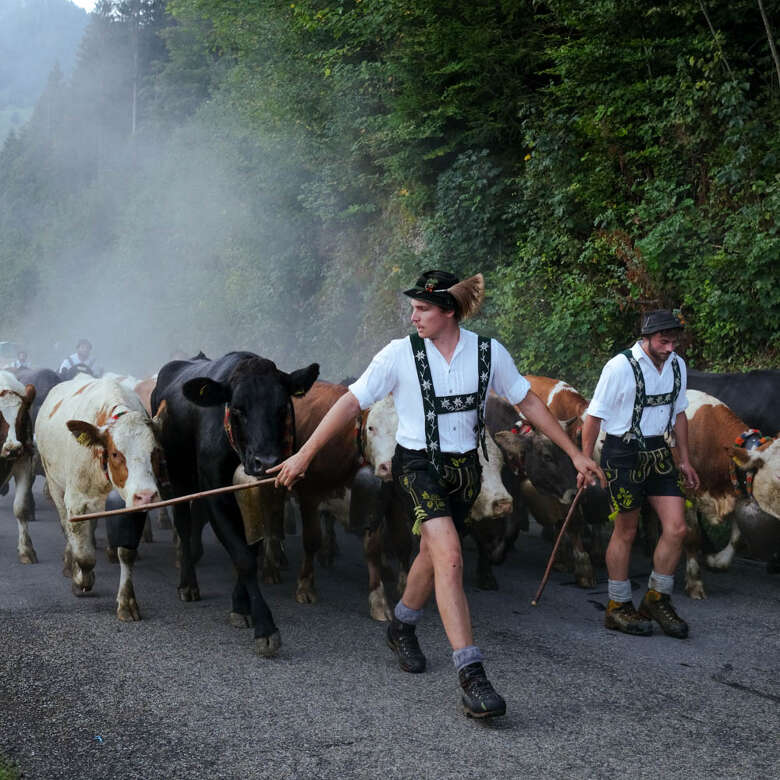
<box><xmin>1</xmin><ymin>0</ymin><xmax>392</xmax><ymax>382</ymax></box>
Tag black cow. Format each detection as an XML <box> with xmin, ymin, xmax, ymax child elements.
<box><xmin>3</xmin><ymin>368</ymin><xmax>62</xmax><ymax>507</ymax></box>
<box><xmin>687</xmin><ymin>369</ymin><xmax>780</xmax><ymax>434</ymax></box>
<box><xmin>9</xmin><ymin>368</ymin><xmax>62</xmax><ymax>427</ymax></box>
<box><xmin>151</xmin><ymin>351</ymin><xmax>318</xmax><ymax>656</ymax></box>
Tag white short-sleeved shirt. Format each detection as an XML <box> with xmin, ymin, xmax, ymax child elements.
<box><xmin>349</xmin><ymin>328</ymin><xmax>530</xmax><ymax>453</ymax></box>
<box><xmin>59</xmin><ymin>353</ymin><xmax>95</xmax><ymax>374</ymax></box>
<box><xmin>586</xmin><ymin>341</ymin><xmax>688</xmax><ymax>436</ymax></box>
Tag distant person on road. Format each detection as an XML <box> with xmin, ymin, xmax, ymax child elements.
<box><xmin>581</xmin><ymin>309</ymin><xmax>700</xmax><ymax>639</ymax></box>
<box><xmin>271</xmin><ymin>269</ymin><xmax>604</xmax><ymax>720</ymax></box>
<box><xmin>59</xmin><ymin>338</ymin><xmax>100</xmax><ymax>379</ymax></box>
<box><xmin>12</xmin><ymin>350</ymin><xmax>30</xmax><ymax>369</ymax></box>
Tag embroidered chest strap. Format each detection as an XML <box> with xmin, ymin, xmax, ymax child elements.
<box><xmin>410</xmin><ymin>334</ymin><xmax>491</xmax><ymax>473</ymax></box>
<box><xmin>621</xmin><ymin>349</ymin><xmax>681</xmax><ymax>450</ymax></box>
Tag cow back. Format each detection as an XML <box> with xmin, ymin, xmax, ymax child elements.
<box><xmin>687</xmin><ymin>369</ymin><xmax>780</xmax><ymax>434</ymax></box>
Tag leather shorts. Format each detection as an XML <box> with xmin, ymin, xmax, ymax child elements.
<box><xmin>391</xmin><ymin>445</ymin><xmax>481</xmax><ymax>535</ymax></box>
<box><xmin>601</xmin><ymin>434</ymin><xmax>683</xmax><ymax>514</ymax></box>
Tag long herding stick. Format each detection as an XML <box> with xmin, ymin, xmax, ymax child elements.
<box><xmin>69</xmin><ymin>475</ymin><xmax>279</xmax><ymax>523</ymax></box>
<box><xmin>530</xmin><ymin>485</ymin><xmax>586</xmax><ymax>607</ymax></box>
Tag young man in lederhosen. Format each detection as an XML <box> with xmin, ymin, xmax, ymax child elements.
<box><xmin>581</xmin><ymin>310</ymin><xmax>700</xmax><ymax>638</ymax></box>
<box><xmin>272</xmin><ymin>270</ymin><xmax>604</xmax><ymax>719</ymax></box>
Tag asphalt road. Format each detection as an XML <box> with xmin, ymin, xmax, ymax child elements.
<box><xmin>1</xmin><ymin>485</ymin><xmax>778</xmax><ymax>779</ymax></box>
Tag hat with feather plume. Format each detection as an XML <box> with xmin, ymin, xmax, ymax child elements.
<box><xmin>403</xmin><ymin>270</ymin><xmax>485</xmax><ymax>320</ymax></box>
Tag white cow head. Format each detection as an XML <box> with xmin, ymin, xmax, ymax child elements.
<box><xmin>364</xmin><ymin>395</ymin><xmax>399</xmax><ymax>481</ymax></box>
<box><xmin>0</xmin><ymin>373</ymin><xmax>35</xmax><ymax>459</ymax></box>
<box><xmin>731</xmin><ymin>438</ymin><xmax>780</xmax><ymax>520</ymax></box>
<box><xmin>470</xmin><ymin>434</ymin><xmax>513</xmax><ymax>521</ymax></box>
<box><xmin>66</xmin><ymin>407</ymin><xmax>163</xmax><ymax>507</ymax></box>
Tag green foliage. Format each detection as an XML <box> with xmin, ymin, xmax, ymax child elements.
<box><xmin>0</xmin><ymin>0</ymin><xmax>777</xmax><ymax>381</ymax></box>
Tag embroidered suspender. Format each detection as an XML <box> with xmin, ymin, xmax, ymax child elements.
<box><xmin>621</xmin><ymin>349</ymin><xmax>681</xmax><ymax>449</ymax></box>
<box><xmin>410</xmin><ymin>333</ymin><xmax>491</xmax><ymax>473</ymax></box>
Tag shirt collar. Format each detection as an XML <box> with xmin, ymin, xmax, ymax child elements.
<box><xmin>425</xmin><ymin>327</ymin><xmax>469</xmax><ymax>362</ymax></box>
<box><xmin>632</xmin><ymin>340</ymin><xmax>675</xmax><ymax>374</ymax></box>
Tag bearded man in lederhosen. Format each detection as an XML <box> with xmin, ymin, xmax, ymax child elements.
<box><xmin>581</xmin><ymin>310</ymin><xmax>700</xmax><ymax>639</ymax></box>
<box><xmin>272</xmin><ymin>270</ymin><xmax>604</xmax><ymax>719</ymax></box>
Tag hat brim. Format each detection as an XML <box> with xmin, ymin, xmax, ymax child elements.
<box><xmin>403</xmin><ymin>289</ymin><xmax>456</xmax><ymax>309</ymax></box>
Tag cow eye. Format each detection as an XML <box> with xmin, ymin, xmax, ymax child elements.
<box><xmin>368</xmin><ymin>425</ymin><xmax>375</xmax><ymax>432</ymax></box>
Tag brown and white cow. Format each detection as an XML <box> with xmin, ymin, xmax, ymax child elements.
<box><xmin>363</xmin><ymin>395</ymin><xmax>515</xmax><ymax>594</ymax></box>
<box><xmin>0</xmin><ymin>371</ymin><xmax>37</xmax><ymax>564</ymax></box>
<box><xmin>524</xmin><ymin>375</ymin><xmax>589</xmax><ymax>443</ymax></box>
<box><xmin>682</xmin><ymin>389</ymin><xmax>780</xmax><ymax>598</ymax></box>
<box><xmin>35</xmin><ymin>374</ymin><xmax>163</xmax><ymax>620</ymax></box>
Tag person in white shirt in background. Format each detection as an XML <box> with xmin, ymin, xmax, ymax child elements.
<box><xmin>59</xmin><ymin>338</ymin><xmax>99</xmax><ymax>378</ymax></box>
<box><xmin>272</xmin><ymin>269</ymin><xmax>604</xmax><ymax>720</ymax></box>
<box><xmin>12</xmin><ymin>350</ymin><xmax>30</xmax><ymax>369</ymax></box>
<box><xmin>581</xmin><ymin>310</ymin><xmax>700</xmax><ymax>639</ymax></box>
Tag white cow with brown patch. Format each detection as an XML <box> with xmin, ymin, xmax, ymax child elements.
<box><xmin>683</xmin><ymin>389</ymin><xmax>780</xmax><ymax>598</ymax></box>
<box><xmin>35</xmin><ymin>374</ymin><xmax>163</xmax><ymax>620</ymax></box>
<box><xmin>0</xmin><ymin>370</ymin><xmax>37</xmax><ymax>564</ymax></box>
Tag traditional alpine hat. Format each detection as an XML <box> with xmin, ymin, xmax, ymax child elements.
<box><xmin>640</xmin><ymin>309</ymin><xmax>684</xmax><ymax>336</ymax></box>
<box><xmin>403</xmin><ymin>270</ymin><xmax>485</xmax><ymax>320</ymax></box>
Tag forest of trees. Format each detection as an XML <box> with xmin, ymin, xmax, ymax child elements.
<box><xmin>0</xmin><ymin>0</ymin><xmax>88</xmax><ymax>141</ymax></box>
<box><xmin>0</xmin><ymin>0</ymin><xmax>777</xmax><ymax>384</ymax></box>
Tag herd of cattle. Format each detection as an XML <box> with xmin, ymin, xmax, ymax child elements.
<box><xmin>0</xmin><ymin>353</ymin><xmax>778</xmax><ymax>656</ymax></box>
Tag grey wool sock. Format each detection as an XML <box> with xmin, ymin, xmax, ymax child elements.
<box><xmin>452</xmin><ymin>645</ymin><xmax>484</xmax><ymax>671</ymax></box>
<box><xmin>394</xmin><ymin>601</ymin><xmax>423</xmax><ymax>625</ymax></box>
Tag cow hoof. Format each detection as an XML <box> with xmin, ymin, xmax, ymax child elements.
<box><xmin>262</xmin><ymin>569</ymin><xmax>281</xmax><ymax>585</ymax></box>
<box><xmin>229</xmin><ymin>612</ymin><xmax>254</xmax><ymax>628</ymax></box>
<box><xmin>117</xmin><ymin>601</ymin><xmax>141</xmax><ymax>621</ymax></box>
<box><xmin>178</xmin><ymin>586</ymin><xmax>201</xmax><ymax>602</ymax></box>
<box><xmin>106</xmin><ymin>546</ymin><xmax>119</xmax><ymax>564</ymax></box>
<box><xmin>686</xmin><ymin>584</ymin><xmax>706</xmax><ymax>600</ymax></box>
<box><xmin>295</xmin><ymin>582</ymin><xmax>318</xmax><ymax>604</ymax></box>
<box><xmin>19</xmin><ymin>549</ymin><xmax>38</xmax><ymax>564</ymax></box>
<box><xmin>575</xmin><ymin>573</ymin><xmax>597</xmax><ymax>589</ymax></box>
<box><xmin>71</xmin><ymin>582</ymin><xmax>95</xmax><ymax>597</ymax></box>
<box><xmin>255</xmin><ymin>632</ymin><xmax>282</xmax><ymax>657</ymax></box>
<box><xmin>368</xmin><ymin>591</ymin><xmax>391</xmax><ymax>622</ymax></box>
<box><xmin>476</xmin><ymin>572</ymin><xmax>499</xmax><ymax>591</ymax></box>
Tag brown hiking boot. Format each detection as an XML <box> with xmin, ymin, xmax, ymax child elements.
<box><xmin>604</xmin><ymin>599</ymin><xmax>653</xmax><ymax>636</ymax></box>
<box><xmin>639</xmin><ymin>589</ymin><xmax>689</xmax><ymax>639</ymax></box>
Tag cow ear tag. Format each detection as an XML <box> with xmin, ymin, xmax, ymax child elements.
<box><xmin>77</xmin><ymin>432</ymin><xmax>91</xmax><ymax>446</ymax></box>
<box><xmin>293</xmin><ymin>389</ymin><xmax>305</xmax><ymax>397</ymax></box>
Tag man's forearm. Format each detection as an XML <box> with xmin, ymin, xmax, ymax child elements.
<box><xmin>581</xmin><ymin>415</ymin><xmax>602</xmax><ymax>460</ymax></box>
<box><xmin>297</xmin><ymin>391</ymin><xmax>362</xmax><ymax>466</ymax></box>
<box><xmin>517</xmin><ymin>391</ymin><xmax>580</xmax><ymax>461</ymax></box>
<box><xmin>674</xmin><ymin>411</ymin><xmax>691</xmax><ymax>462</ymax></box>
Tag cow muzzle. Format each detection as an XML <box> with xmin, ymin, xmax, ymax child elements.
<box><xmin>131</xmin><ymin>490</ymin><xmax>159</xmax><ymax>507</ymax></box>
<box><xmin>374</xmin><ymin>460</ymin><xmax>393</xmax><ymax>482</ymax></box>
<box><xmin>1</xmin><ymin>441</ymin><xmax>23</xmax><ymax>459</ymax></box>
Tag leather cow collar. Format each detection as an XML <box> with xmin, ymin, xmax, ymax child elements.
<box><xmin>729</xmin><ymin>428</ymin><xmax>774</xmax><ymax>498</ymax></box>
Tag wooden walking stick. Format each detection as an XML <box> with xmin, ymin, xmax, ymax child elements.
<box><xmin>531</xmin><ymin>485</ymin><xmax>586</xmax><ymax>607</ymax></box>
<box><xmin>69</xmin><ymin>475</ymin><xmax>280</xmax><ymax>523</ymax></box>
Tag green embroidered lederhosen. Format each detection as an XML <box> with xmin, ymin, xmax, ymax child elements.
<box><xmin>391</xmin><ymin>334</ymin><xmax>491</xmax><ymax>535</ymax></box>
<box><xmin>602</xmin><ymin>350</ymin><xmax>683</xmax><ymax>513</ymax></box>
<box><xmin>409</xmin><ymin>333</ymin><xmax>491</xmax><ymax>474</ymax></box>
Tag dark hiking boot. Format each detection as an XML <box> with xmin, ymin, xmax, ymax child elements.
<box><xmin>639</xmin><ymin>589</ymin><xmax>689</xmax><ymax>639</ymax></box>
<box><xmin>604</xmin><ymin>599</ymin><xmax>653</xmax><ymax>636</ymax></box>
<box><xmin>459</xmin><ymin>663</ymin><xmax>506</xmax><ymax>719</ymax></box>
<box><xmin>386</xmin><ymin>618</ymin><xmax>426</xmax><ymax>673</ymax></box>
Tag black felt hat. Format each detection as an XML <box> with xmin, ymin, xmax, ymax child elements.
<box><xmin>403</xmin><ymin>270</ymin><xmax>459</xmax><ymax>309</ymax></box>
<box><xmin>403</xmin><ymin>270</ymin><xmax>485</xmax><ymax>319</ymax></box>
<box><xmin>640</xmin><ymin>309</ymin><xmax>684</xmax><ymax>336</ymax></box>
